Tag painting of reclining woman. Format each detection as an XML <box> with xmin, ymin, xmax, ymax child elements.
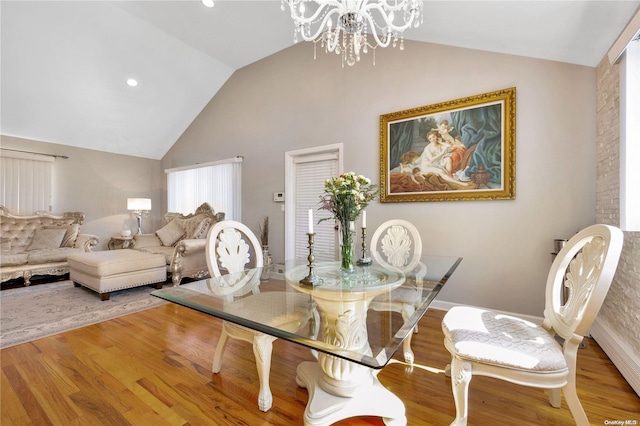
<box><xmin>380</xmin><ymin>88</ymin><xmax>515</xmax><ymax>202</ymax></box>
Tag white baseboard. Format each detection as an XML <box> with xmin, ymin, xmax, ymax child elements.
<box><xmin>590</xmin><ymin>317</ymin><xmax>640</xmax><ymax>397</ymax></box>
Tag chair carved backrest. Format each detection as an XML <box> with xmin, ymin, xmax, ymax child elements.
<box><xmin>543</xmin><ymin>224</ymin><xmax>623</xmax><ymax>342</ymax></box>
<box><xmin>206</xmin><ymin>220</ymin><xmax>263</xmax><ymax>278</ymax></box>
<box><xmin>370</xmin><ymin>219</ymin><xmax>423</xmax><ymax>273</ymax></box>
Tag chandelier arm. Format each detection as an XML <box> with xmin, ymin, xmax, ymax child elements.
<box><xmin>365</xmin><ymin>17</ymin><xmax>392</xmax><ymax>48</ymax></box>
<box><xmin>324</xmin><ymin>30</ymin><xmax>340</xmax><ymax>52</ymax></box>
<box><xmin>362</xmin><ymin>2</ymin><xmax>418</xmax><ymax>32</ymax></box>
<box><xmin>300</xmin><ymin>9</ymin><xmax>343</xmax><ymax>41</ymax></box>
<box><xmin>288</xmin><ymin>0</ymin><xmax>343</xmax><ymax>26</ymax></box>
<box><xmin>374</xmin><ymin>0</ymin><xmax>417</xmax><ymax>12</ymax></box>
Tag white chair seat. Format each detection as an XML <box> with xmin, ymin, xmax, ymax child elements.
<box><xmin>443</xmin><ymin>306</ymin><xmax>567</xmax><ymax>372</ymax></box>
<box><xmin>374</xmin><ymin>286</ymin><xmax>420</xmax><ymax>305</ymax></box>
<box><xmin>225</xmin><ymin>292</ymin><xmax>312</xmax><ymax>332</ymax></box>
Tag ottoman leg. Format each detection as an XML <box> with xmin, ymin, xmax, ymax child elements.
<box><xmin>100</xmin><ymin>292</ymin><xmax>111</xmax><ymax>301</ymax></box>
<box><xmin>73</xmin><ymin>282</ymin><xmax>81</xmax><ymax>287</ymax></box>
<box><xmin>155</xmin><ymin>282</ymin><xmax>164</xmax><ymax>289</ymax></box>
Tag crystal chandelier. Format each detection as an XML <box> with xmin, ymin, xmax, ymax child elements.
<box><xmin>282</xmin><ymin>0</ymin><xmax>423</xmax><ymax>67</ymax></box>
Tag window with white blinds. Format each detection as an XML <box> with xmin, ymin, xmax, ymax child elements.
<box><xmin>0</xmin><ymin>151</ymin><xmax>53</xmax><ymax>214</ymax></box>
<box><xmin>293</xmin><ymin>153</ymin><xmax>338</xmax><ymax>261</ymax></box>
<box><xmin>166</xmin><ymin>157</ymin><xmax>242</xmax><ymax>221</ymax></box>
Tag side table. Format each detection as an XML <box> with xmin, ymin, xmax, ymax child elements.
<box><xmin>108</xmin><ymin>235</ymin><xmax>134</xmax><ymax>250</ymax></box>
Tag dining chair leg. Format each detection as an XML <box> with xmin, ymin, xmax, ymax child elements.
<box><xmin>450</xmin><ymin>358</ymin><xmax>472</xmax><ymax>426</ymax></box>
<box><xmin>563</xmin><ymin>381</ymin><xmax>589</xmax><ymax>426</ymax></box>
<box><xmin>563</xmin><ymin>360</ymin><xmax>589</xmax><ymax>425</ymax></box>
<box><xmin>402</xmin><ymin>331</ymin><xmax>415</xmax><ymax>364</ymax></box>
<box><xmin>401</xmin><ymin>308</ymin><xmax>416</xmax><ymax>364</ymax></box>
<box><xmin>548</xmin><ymin>387</ymin><xmax>561</xmax><ymax>408</ymax></box>
<box><xmin>253</xmin><ymin>334</ymin><xmax>275</xmax><ymax>412</ymax></box>
<box><xmin>212</xmin><ymin>326</ymin><xmax>230</xmax><ymax>373</ymax></box>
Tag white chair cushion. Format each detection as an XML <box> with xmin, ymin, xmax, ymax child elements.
<box><xmin>374</xmin><ymin>286</ymin><xmax>419</xmax><ymax>304</ymax></box>
<box><xmin>442</xmin><ymin>306</ymin><xmax>567</xmax><ymax>372</ymax></box>
<box><xmin>224</xmin><ymin>292</ymin><xmax>312</xmax><ymax>332</ymax></box>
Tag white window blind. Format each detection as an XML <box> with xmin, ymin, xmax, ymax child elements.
<box><xmin>0</xmin><ymin>151</ymin><xmax>53</xmax><ymax>214</ymax></box>
<box><xmin>166</xmin><ymin>157</ymin><xmax>242</xmax><ymax>221</ymax></box>
<box><xmin>294</xmin><ymin>153</ymin><xmax>338</xmax><ymax>261</ymax></box>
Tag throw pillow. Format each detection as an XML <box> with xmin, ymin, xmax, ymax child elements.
<box><xmin>132</xmin><ymin>233</ymin><xmax>163</xmax><ymax>248</ymax></box>
<box><xmin>178</xmin><ymin>214</ymin><xmax>212</xmax><ymax>239</ymax></box>
<box><xmin>191</xmin><ymin>217</ymin><xmax>212</xmax><ymax>239</ymax></box>
<box><xmin>45</xmin><ymin>223</ymin><xmax>80</xmax><ymax>247</ymax></box>
<box><xmin>156</xmin><ymin>219</ymin><xmax>185</xmax><ymax>247</ymax></box>
<box><xmin>26</xmin><ymin>228</ymin><xmax>66</xmax><ymax>251</ymax></box>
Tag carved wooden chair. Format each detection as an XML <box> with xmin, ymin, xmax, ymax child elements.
<box><xmin>369</xmin><ymin>219</ymin><xmax>426</xmax><ymax>364</ymax></box>
<box><xmin>441</xmin><ymin>224</ymin><xmax>623</xmax><ymax>426</ymax></box>
<box><xmin>205</xmin><ymin>220</ymin><xmax>312</xmax><ymax>412</ymax></box>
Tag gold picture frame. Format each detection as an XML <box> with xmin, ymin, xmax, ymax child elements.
<box><xmin>380</xmin><ymin>87</ymin><xmax>516</xmax><ymax>202</ymax></box>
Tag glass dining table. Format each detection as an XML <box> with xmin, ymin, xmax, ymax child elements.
<box><xmin>152</xmin><ymin>254</ymin><xmax>462</xmax><ymax>426</ymax></box>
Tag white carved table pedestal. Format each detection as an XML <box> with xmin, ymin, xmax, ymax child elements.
<box><xmin>291</xmin><ymin>265</ymin><xmax>406</xmax><ymax>426</ymax></box>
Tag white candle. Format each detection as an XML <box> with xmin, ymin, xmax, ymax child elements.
<box><xmin>308</xmin><ymin>209</ymin><xmax>313</xmax><ymax>234</ymax></box>
<box><xmin>362</xmin><ymin>210</ymin><xmax>367</xmax><ymax>228</ymax></box>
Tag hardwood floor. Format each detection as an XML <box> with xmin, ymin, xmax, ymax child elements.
<box><xmin>2</xmin><ymin>305</ymin><xmax>638</xmax><ymax>425</ymax></box>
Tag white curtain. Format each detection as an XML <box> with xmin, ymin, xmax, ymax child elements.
<box><xmin>166</xmin><ymin>156</ymin><xmax>242</xmax><ymax>221</ymax></box>
<box><xmin>0</xmin><ymin>151</ymin><xmax>53</xmax><ymax>214</ymax></box>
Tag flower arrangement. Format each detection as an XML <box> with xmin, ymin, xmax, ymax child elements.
<box><xmin>318</xmin><ymin>172</ymin><xmax>379</xmax><ymax>272</ymax></box>
<box><xmin>318</xmin><ymin>172</ymin><xmax>379</xmax><ymax>224</ymax></box>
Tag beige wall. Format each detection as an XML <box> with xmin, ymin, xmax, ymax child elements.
<box><xmin>163</xmin><ymin>40</ymin><xmax>597</xmax><ymax>316</ymax></box>
<box><xmin>0</xmin><ymin>135</ymin><xmax>163</xmax><ymax>250</ymax></box>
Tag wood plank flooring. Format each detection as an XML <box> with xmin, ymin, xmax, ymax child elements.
<box><xmin>2</xmin><ymin>304</ymin><xmax>638</xmax><ymax>425</ymax></box>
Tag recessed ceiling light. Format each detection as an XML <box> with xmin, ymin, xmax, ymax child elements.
<box><xmin>202</xmin><ymin>0</ymin><xmax>214</xmax><ymax>8</ymax></box>
<box><xmin>126</xmin><ymin>78</ymin><xmax>138</xmax><ymax>87</ymax></box>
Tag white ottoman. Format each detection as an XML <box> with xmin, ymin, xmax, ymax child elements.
<box><xmin>68</xmin><ymin>250</ymin><xmax>167</xmax><ymax>300</ymax></box>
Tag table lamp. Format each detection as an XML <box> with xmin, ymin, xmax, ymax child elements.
<box><xmin>127</xmin><ymin>198</ymin><xmax>151</xmax><ymax>234</ymax></box>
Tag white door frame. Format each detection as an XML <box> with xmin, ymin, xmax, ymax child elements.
<box><xmin>284</xmin><ymin>143</ymin><xmax>343</xmax><ymax>261</ymax></box>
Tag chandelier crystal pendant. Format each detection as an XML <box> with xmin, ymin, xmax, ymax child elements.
<box><xmin>282</xmin><ymin>0</ymin><xmax>423</xmax><ymax>67</ymax></box>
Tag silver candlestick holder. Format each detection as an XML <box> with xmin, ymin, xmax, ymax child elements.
<box><xmin>299</xmin><ymin>233</ymin><xmax>321</xmax><ymax>287</ymax></box>
<box><xmin>357</xmin><ymin>227</ymin><xmax>371</xmax><ymax>266</ymax></box>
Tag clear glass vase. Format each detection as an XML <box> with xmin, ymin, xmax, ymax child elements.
<box><xmin>339</xmin><ymin>220</ymin><xmax>356</xmax><ymax>273</ymax></box>
<box><xmin>261</xmin><ymin>245</ymin><xmax>272</xmax><ymax>280</ymax></box>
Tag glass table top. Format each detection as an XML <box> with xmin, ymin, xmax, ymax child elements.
<box><xmin>152</xmin><ymin>254</ymin><xmax>462</xmax><ymax>369</ymax></box>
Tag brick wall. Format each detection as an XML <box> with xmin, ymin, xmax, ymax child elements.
<box><xmin>596</xmin><ymin>55</ymin><xmax>640</xmax><ymax>356</ymax></box>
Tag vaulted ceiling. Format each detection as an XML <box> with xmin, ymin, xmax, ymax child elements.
<box><xmin>2</xmin><ymin>1</ymin><xmax>639</xmax><ymax>159</ymax></box>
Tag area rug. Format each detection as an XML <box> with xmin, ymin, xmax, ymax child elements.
<box><xmin>0</xmin><ymin>280</ymin><xmax>168</xmax><ymax>349</ymax></box>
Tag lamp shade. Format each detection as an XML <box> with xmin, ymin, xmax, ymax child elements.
<box><xmin>127</xmin><ymin>198</ymin><xmax>151</xmax><ymax>211</ymax></box>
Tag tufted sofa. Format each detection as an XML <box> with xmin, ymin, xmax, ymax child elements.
<box><xmin>131</xmin><ymin>202</ymin><xmax>225</xmax><ymax>286</ymax></box>
<box><xmin>0</xmin><ymin>206</ymin><xmax>100</xmax><ymax>285</ymax></box>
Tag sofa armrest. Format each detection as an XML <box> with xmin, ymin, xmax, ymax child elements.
<box><xmin>169</xmin><ymin>239</ymin><xmax>209</xmax><ymax>286</ymax></box>
<box><xmin>75</xmin><ymin>234</ymin><xmax>100</xmax><ymax>252</ymax></box>
<box><xmin>175</xmin><ymin>238</ymin><xmax>206</xmax><ymax>256</ymax></box>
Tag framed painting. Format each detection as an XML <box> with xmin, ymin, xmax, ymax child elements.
<box><xmin>380</xmin><ymin>87</ymin><xmax>516</xmax><ymax>202</ymax></box>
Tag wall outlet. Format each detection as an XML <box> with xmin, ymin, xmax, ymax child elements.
<box><xmin>274</xmin><ymin>263</ymin><xmax>285</xmax><ymax>274</ymax></box>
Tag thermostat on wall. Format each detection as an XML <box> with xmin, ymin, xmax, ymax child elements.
<box><xmin>273</xmin><ymin>192</ymin><xmax>285</xmax><ymax>202</ymax></box>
